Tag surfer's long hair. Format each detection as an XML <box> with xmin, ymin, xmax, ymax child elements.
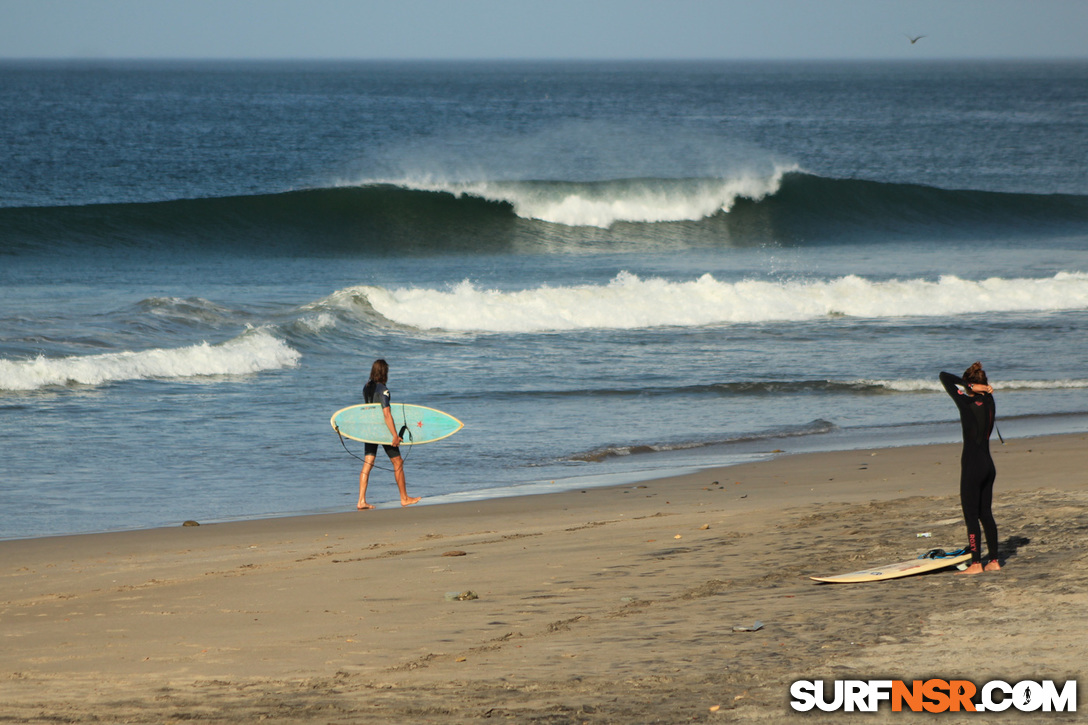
<box><xmin>364</xmin><ymin>359</ymin><xmax>389</xmax><ymax>403</ymax></box>
<box><xmin>963</xmin><ymin>361</ymin><xmax>988</xmax><ymax>386</ymax></box>
<box><xmin>368</xmin><ymin>359</ymin><xmax>389</xmax><ymax>384</ymax></box>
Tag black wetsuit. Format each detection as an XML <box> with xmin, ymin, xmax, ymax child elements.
<box><xmin>940</xmin><ymin>371</ymin><xmax>998</xmax><ymax>564</ymax></box>
<box><xmin>363</xmin><ymin>380</ymin><xmax>401</xmax><ymax>460</ymax></box>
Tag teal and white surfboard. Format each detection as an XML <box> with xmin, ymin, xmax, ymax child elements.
<box><xmin>331</xmin><ymin>403</ymin><xmax>463</xmax><ymax>445</ymax></box>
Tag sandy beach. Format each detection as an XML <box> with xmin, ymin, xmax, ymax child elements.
<box><xmin>2</xmin><ymin>433</ymin><xmax>1086</xmax><ymax>723</ymax></box>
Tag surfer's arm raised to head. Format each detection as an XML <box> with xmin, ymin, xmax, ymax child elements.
<box><xmin>939</xmin><ymin>371</ymin><xmax>966</xmax><ymax>397</ymax></box>
<box><xmin>940</xmin><ymin>371</ymin><xmax>991</xmax><ymax>397</ymax></box>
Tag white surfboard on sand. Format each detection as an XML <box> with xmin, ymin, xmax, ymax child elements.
<box><xmin>810</xmin><ymin>548</ymin><xmax>971</xmax><ymax>584</ymax></box>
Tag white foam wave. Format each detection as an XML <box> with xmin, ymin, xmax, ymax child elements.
<box><xmin>333</xmin><ymin>271</ymin><xmax>1088</xmax><ymax>333</ymax></box>
<box><xmin>295</xmin><ymin>312</ymin><xmax>338</xmax><ymax>333</ymax></box>
<box><xmin>865</xmin><ymin>378</ymin><xmax>1088</xmax><ymax>393</ymax></box>
<box><xmin>368</xmin><ymin>169</ymin><xmax>794</xmax><ymax>228</ymax></box>
<box><xmin>0</xmin><ymin>328</ymin><xmax>301</xmax><ymax>392</ymax></box>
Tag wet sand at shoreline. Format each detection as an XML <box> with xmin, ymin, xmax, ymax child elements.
<box><xmin>2</xmin><ymin>434</ymin><xmax>1086</xmax><ymax>723</ymax></box>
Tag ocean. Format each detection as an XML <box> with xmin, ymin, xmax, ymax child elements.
<box><xmin>2</xmin><ymin>60</ymin><xmax>1087</xmax><ymax>541</ymax></box>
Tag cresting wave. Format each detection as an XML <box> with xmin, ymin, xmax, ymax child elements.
<box><xmin>3</xmin><ymin>173</ymin><xmax>1087</xmax><ymax>255</ymax></box>
<box><xmin>0</xmin><ymin>329</ymin><xmax>300</xmax><ymax>392</ymax></box>
<box><xmin>326</xmin><ymin>271</ymin><xmax>1088</xmax><ymax>333</ymax></box>
<box><xmin>377</xmin><ymin>168</ymin><xmax>794</xmax><ymax>227</ymax></box>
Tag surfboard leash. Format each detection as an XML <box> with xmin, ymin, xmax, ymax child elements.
<box><xmin>333</xmin><ymin>416</ymin><xmax>414</xmax><ymax>472</ymax></box>
<box><xmin>334</xmin><ymin>425</ymin><xmax>368</xmax><ymax>463</ymax></box>
<box><xmin>919</xmin><ymin>547</ymin><xmax>970</xmax><ymax>559</ymax></box>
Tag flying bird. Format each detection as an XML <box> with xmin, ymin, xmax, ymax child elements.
<box><xmin>906</xmin><ymin>34</ymin><xmax>926</xmax><ymax>45</ymax></box>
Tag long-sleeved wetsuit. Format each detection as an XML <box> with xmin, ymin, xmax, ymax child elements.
<box><xmin>940</xmin><ymin>371</ymin><xmax>998</xmax><ymax>564</ymax></box>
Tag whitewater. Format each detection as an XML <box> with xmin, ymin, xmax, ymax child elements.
<box><xmin>335</xmin><ymin>271</ymin><xmax>1088</xmax><ymax>333</ymax></box>
<box><xmin>367</xmin><ymin>167</ymin><xmax>796</xmax><ymax>228</ymax></box>
<box><xmin>8</xmin><ymin>269</ymin><xmax>1086</xmax><ymax>395</ymax></box>
<box><xmin>0</xmin><ymin>329</ymin><xmax>299</xmax><ymax>392</ymax></box>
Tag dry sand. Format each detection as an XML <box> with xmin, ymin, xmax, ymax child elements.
<box><xmin>2</xmin><ymin>434</ymin><xmax>1086</xmax><ymax>723</ymax></box>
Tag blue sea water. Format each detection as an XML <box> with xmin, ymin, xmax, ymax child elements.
<box><xmin>2</xmin><ymin>60</ymin><xmax>1087</xmax><ymax>540</ymax></box>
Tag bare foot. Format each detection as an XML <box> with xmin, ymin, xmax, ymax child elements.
<box><xmin>357</xmin><ymin>502</ymin><xmax>375</xmax><ymax>510</ymax></box>
<box><xmin>958</xmin><ymin>562</ymin><xmax>984</xmax><ymax>575</ymax></box>
<box><xmin>401</xmin><ymin>496</ymin><xmax>421</xmax><ymax>507</ymax></box>
<box><xmin>984</xmin><ymin>560</ymin><xmax>1001</xmax><ymax>572</ymax></box>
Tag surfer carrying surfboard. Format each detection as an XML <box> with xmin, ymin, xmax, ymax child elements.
<box><xmin>940</xmin><ymin>363</ymin><xmax>1000</xmax><ymax>574</ymax></box>
<box><xmin>357</xmin><ymin>359</ymin><xmax>421</xmax><ymax>510</ymax></box>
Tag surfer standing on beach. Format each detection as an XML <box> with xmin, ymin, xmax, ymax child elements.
<box><xmin>358</xmin><ymin>359</ymin><xmax>421</xmax><ymax>510</ymax></box>
<box><xmin>939</xmin><ymin>362</ymin><xmax>1000</xmax><ymax>574</ymax></box>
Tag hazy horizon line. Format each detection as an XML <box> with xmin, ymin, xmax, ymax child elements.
<box><xmin>2</xmin><ymin>55</ymin><xmax>1086</xmax><ymax>64</ymax></box>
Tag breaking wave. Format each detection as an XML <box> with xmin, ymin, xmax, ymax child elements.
<box><xmin>323</xmin><ymin>271</ymin><xmax>1088</xmax><ymax>333</ymax></box>
<box><xmin>0</xmin><ymin>328</ymin><xmax>300</xmax><ymax>392</ymax></box>
<box><xmin>381</xmin><ymin>168</ymin><xmax>793</xmax><ymax>227</ymax></box>
<box><xmin>3</xmin><ymin>172</ymin><xmax>1086</xmax><ymax>256</ymax></box>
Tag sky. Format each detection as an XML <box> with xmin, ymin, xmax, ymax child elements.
<box><xmin>2</xmin><ymin>0</ymin><xmax>1086</xmax><ymax>62</ymax></box>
